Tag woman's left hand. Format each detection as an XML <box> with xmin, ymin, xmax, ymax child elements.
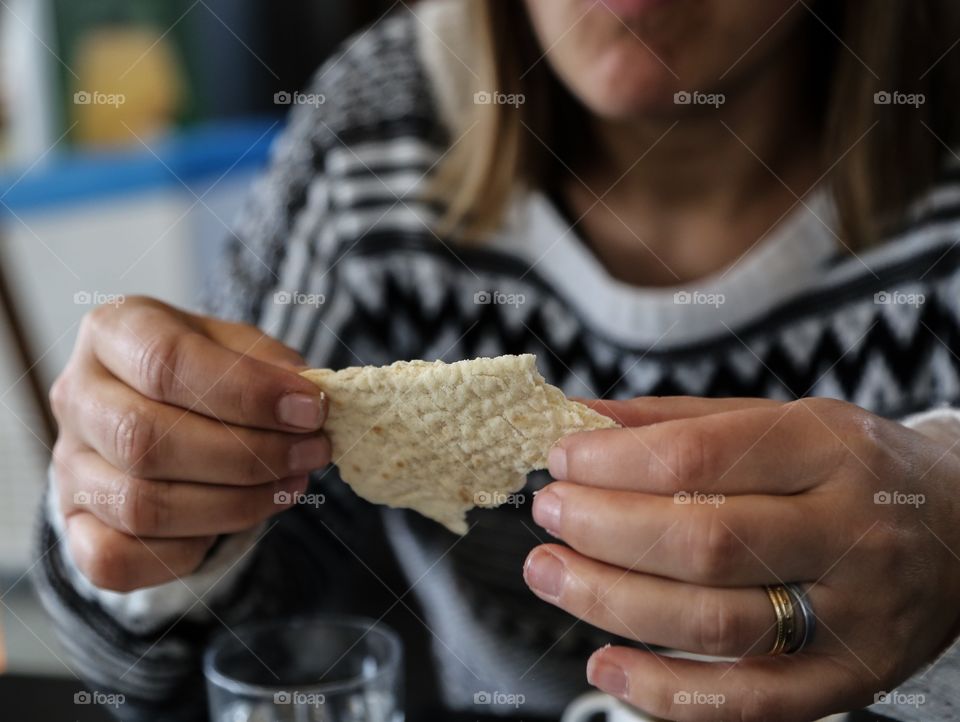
<box><xmin>524</xmin><ymin>396</ymin><xmax>960</xmax><ymax>722</ymax></box>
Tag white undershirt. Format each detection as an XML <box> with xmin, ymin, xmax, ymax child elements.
<box><xmin>489</xmin><ymin>188</ymin><xmax>839</xmax><ymax>348</ymax></box>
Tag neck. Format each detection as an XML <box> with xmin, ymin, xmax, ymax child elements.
<box><xmin>582</xmin><ymin>37</ymin><xmax>822</xmax><ymax>212</ymax></box>
<box><xmin>559</xmin><ymin>29</ymin><xmax>827</xmax><ymax>287</ymax></box>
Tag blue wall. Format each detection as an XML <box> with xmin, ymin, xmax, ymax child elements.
<box><xmin>0</xmin><ymin>118</ymin><xmax>281</xmax><ymax>215</ymax></box>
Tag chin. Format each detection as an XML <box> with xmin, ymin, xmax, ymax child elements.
<box><xmin>573</xmin><ymin>63</ymin><xmax>680</xmax><ymax>120</ymax></box>
<box><xmin>580</xmin><ymin>87</ymin><xmax>681</xmax><ymax>120</ymax></box>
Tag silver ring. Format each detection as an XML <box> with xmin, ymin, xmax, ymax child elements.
<box><xmin>785</xmin><ymin>583</ymin><xmax>815</xmax><ymax>653</ymax></box>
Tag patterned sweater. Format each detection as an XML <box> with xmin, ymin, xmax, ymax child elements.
<box><xmin>33</xmin><ymin>3</ymin><xmax>960</xmax><ymax>721</ymax></box>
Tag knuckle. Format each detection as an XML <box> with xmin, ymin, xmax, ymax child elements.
<box><xmin>845</xmin><ymin>411</ymin><xmax>888</xmax><ymax>468</ymax></box>
<box><xmin>825</xmin><ymin>399</ymin><xmax>874</xmax><ymax>440</ymax></box>
<box><xmin>239</xmin><ymin>443</ymin><xmax>275</xmax><ymax>484</ymax></box>
<box><xmin>230</xmin><ymin>359</ymin><xmax>264</xmax><ymax>422</ymax></box>
<box><xmin>234</xmin><ymin>492</ymin><xmax>270</xmax><ymax>529</ymax></box>
<box><xmin>861</xmin><ymin>522</ymin><xmax>902</xmax><ymax>566</ymax></box>
<box><xmin>123</xmin><ymin>294</ymin><xmax>155</xmax><ymax>308</ymax></box>
<box><xmin>82</xmin><ymin>305</ymin><xmax>111</xmax><ymax>336</ymax></box>
<box><xmin>51</xmin><ymin>440</ymin><xmax>76</xmax><ymax>483</ymax></box>
<box><xmin>134</xmin><ymin>331</ymin><xmax>182</xmax><ymax>401</ymax></box>
<box><xmin>666</xmin><ymin>426</ymin><xmax>715</xmax><ymax>489</ymax></box>
<box><xmin>49</xmin><ymin>374</ymin><xmax>70</xmax><ymax>422</ymax></box>
<box><xmin>77</xmin><ymin>310</ymin><xmax>96</xmax><ymax>340</ymax></box>
<box><xmin>112</xmin><ymin>406</ymin><xmax>157</xmax><ymax>474</ymax></box>
<box><xmin>552</xmin><ymin>485</ymin><xmax>586</xmax><ymax>541</ymax></box>
<box><xmin>74</xmin><ymin>539</ymin><xmax>133</xmax><ymax>592</ymax></box>
<box><xmin>688</xmin><ymin>512</ymin><xmax>737</xmax><ymax>584</ymax></box>
<box><xmin>799</xmin><ymin>397</ymin><xmax>888</xmax><ymax>475</ymax></box>
<box><xmin>696</xmin><ymin>593</ymin><xmax>742</xmax><ymax>656</ymax></box>
<box><xmin>737</xmin><ymin>686</ymin><xmax>779</xmax><ymax>722</ymax></box>
<box><xmin>556</xmin><ymin>563</ymin><xmax>591</xmax><ymax>614</ymax></box>
<box><xmin>117</xmin><ymin>478</ymin><xmax>167</xmax><ymax>536</ymax></box>
<box><xmin>788</xmin><ymin>396</ymin><xmax>846</xmax><ymax>417</ymax></box>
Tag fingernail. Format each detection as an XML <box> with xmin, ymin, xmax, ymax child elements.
<box><xmin>532</xmin><ymin>490</ymin><xmax>562</xmax><ymax>534</ymax></box>
<box><xmin>548</xmin><ymin>445</ymin><xmax>567</xmax><ymax>479</ymax></box>
<box><xmin>588</xmin><ymin>658</ymin><xmax>628</xmax><ymax>697</ymax></box>
<box><xmin>288</xmin><ymin>438</ymin><xmax>329</xmax><ymax>472</ymax></box>
<box><xmin>277</xmin><ymin>392</ymin><xmax>326</xmax><ymax>429</ymax></box>
<box><xmin>524</xmin><ymin>549</ymin><xmax>563</xmax><ymax>599</ymax></box>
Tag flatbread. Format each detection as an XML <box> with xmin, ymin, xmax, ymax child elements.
<box><xmin>301</xmin><ymin>354</ymin><xmax>617</xmax><ymax>533</ymax></box>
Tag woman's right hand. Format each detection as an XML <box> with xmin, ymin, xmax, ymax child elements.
<box><xmin>50</xmin><ymin>297</ymin><xmax>330</xmax><ymax>592</ymax></box>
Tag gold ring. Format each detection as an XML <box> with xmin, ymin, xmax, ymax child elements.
<box><xmin>765</xmin><ymin>584</ymin><xmax>796</xmax><ymax>656</ymax></box>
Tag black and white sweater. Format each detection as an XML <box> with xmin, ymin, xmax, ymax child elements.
<box><xmin>33</xmin><ymin>3</ymin><xmax>960</xmax><ymax>721</ymax></box>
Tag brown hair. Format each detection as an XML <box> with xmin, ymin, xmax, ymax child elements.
<box><xmin>434</xmin><ymin>1</ymin><xmax>960</xmax><ymax>249</ymax></box>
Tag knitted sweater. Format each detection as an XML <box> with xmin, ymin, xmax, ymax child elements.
<box><xmin>33</xmin><ymin>3</ymin><xmax>960</xmax><ymax>721</ymax></box>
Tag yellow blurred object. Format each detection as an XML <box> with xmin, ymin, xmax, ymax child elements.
<box><xmin>71</xmin><ymin>26</ymin><xmax>185</xmax><ymax>146</ymax></box>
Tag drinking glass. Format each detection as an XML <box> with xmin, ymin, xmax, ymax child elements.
<box><xmin>204</xmin><ymin>615</ymin><xmax>403</xmax><ymax>722</ymax></box>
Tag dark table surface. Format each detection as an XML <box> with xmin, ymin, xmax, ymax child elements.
<box><xmin>0</xmin><ymin>674</ymin><xmax>903</xmax><ymax>721</ymax></box>
<box><xmin>0</xmin><ymin>675</ymin><xmax>114</xmax><ymax>721</ymax></box>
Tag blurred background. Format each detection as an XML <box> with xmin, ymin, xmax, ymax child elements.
<box><xmin>0</xmin><ymin>0</ymin><xmax>391</xmax><ymax>694</ymax></box>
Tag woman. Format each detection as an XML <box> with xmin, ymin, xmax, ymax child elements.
<box><xmin>35</xmin><ymin>0</ymin><xmax>960</xmax><ymax>720</ymax></box>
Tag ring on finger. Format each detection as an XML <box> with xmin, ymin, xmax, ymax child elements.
<box><xmin>765</xmin><ymin>583</ymin><xmax>814</xmax><ymax>655</ymax></box>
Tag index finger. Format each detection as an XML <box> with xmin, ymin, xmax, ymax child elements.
<box><xmin>89</xmin><ymin>305</ymin><xmax>326</xmax><ymax>432</ymax></box>
<box><xmin>580</xmin><ymin>396</ymin><xmax>782</xmax><ymax>427</ymax></box>
<box><xmin>551</xmin><ymin>402</ymin><xmax>838</xmax><ymax>495</ymax></box>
